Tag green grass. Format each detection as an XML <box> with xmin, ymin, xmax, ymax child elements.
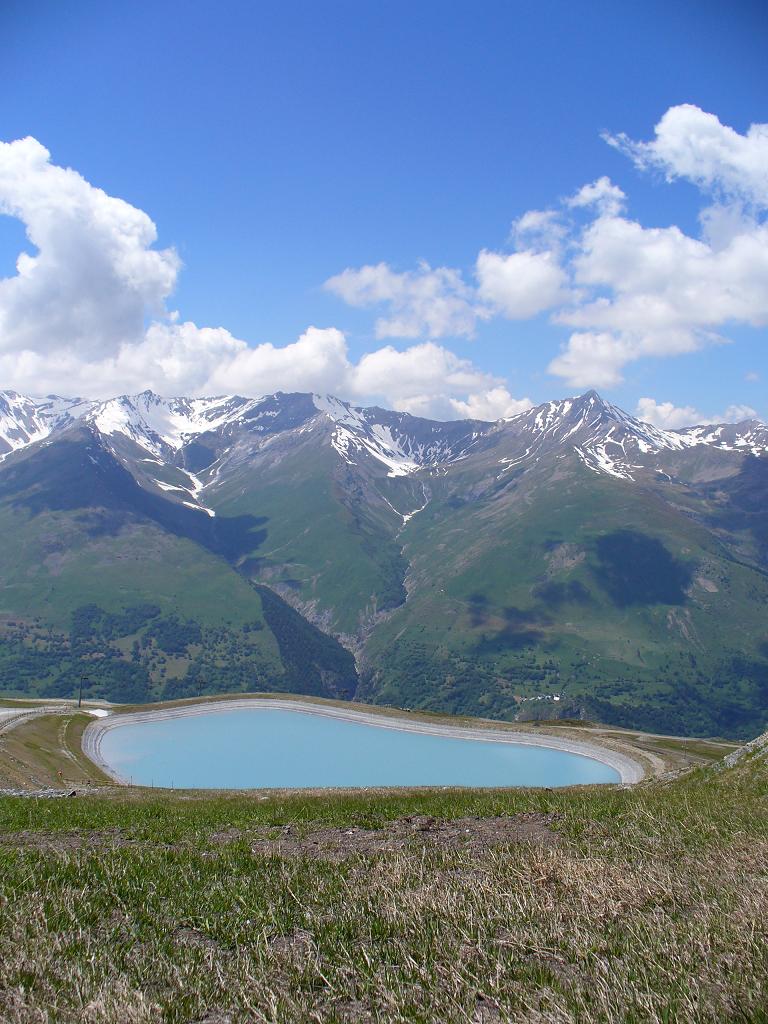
<box><xmin>0</xmin><ymin>745</ymin><xmax>766</xmax><ymax>1022</ymax></box>
<box><xmin>0</xmin><ymin>508</ymin><xmax>269</xmax><ymax>629</ymax></box>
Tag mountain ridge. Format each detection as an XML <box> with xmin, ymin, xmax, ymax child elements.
<box><xmin>2</xmin><ymin>387</ymin><xmax>766</xmax><ymax>483</ymax></box>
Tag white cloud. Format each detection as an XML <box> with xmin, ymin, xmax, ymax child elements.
<box><xmin>636</xmin><ymin>397</ymin><xmax>758</xmax><ymax>429</ymax></box>
<box><xmin>324</xmin><ymin>248</ymin><xmax>566</xmax><ymax>338</ymax></box>
<box><xmin>745</xmin><ymin>370</ymin><xmax>760</xmax><ymax>382</ymax></box>
<box><xmin>0</xmin><ymin>313</ymin><xmax>524</xmax><ymax>421</ymax></box>
<box><xmin>325</xmin><ymin>108</ymin><xmax>767</xmax><ymax>397</ymax></box>
<box><xmin>347</xmin><ymin>341</ymin><xmax>524</xmax><ymax>419</ymax></box>
<box><xmin>567</xmin><ymin>176</ymin><xmax>626</xmax><ymax>216</ymax></box>
<box><xmin>510</xmin><ymin>208</ymin><xmax>565</xmax><ymax>250</ymax></box>
<box><xmin>605</xmin><ymin>104</ymin><xmax>768</xmax><ymax>207</ymax></box>
<box><xmin>635</xmin><ymin>398</ymin><xmax>704</xmax><ymax>430</ymax></box>
<box><xmin>722</xmin><ymin>403</ymin><xmax>759</xmax><ymax>423</ymax></box>
<box><xmin>475</xmin><ymin>248</ymin><xmax>566</xmax><ymax>319</ymax></box>
<box><xmin>0</xmin><ymin>137</ymin><xmax>179</xmax><ymax>359</ymax></box>
<box><xmin>323</xmin><ymin>261</ymin><xmax>481</xmax><ymax>339</ymax></box>
<box><xmin>1</xmin><ymin>112</ymin><xmax>764</xmax><ymax>421</ymax></box>
<box><xmin>548</xmin><ymin>332</ymin><xmax>634</xmax><ymax>389</ymax></box>
<box><xmin>325</xmin><ymin>237</ymin><xmax>567</xmax><ymax>339</ymax></box>
<box><xmin>548</xmin><ymin>137</ymin><xmax>768</xmax><ymax>387</ymax></box>
<box><xmin>568</xmin><ymin>214</ymin><xmax>768</xmax><ymax>333</ymax></box>
<box><xmin>202</xmin><ymin>325</ymin><xmax>352</xmax><ymax>397</ymax></box>
<box><xmin>0</xmin><ymin>138</ymin><xmax>534</xmax><ymax>420</ymax></box>
<box><xmin>448</xmin><ymin>386</ymin><xmax>533</xmax><ymax>421</ymax></box>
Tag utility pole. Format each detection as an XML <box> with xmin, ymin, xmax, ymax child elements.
<box><xmin>78</xmin><ymin>675</ymin><xmax>84</xmax><ymax>709</ymax></box>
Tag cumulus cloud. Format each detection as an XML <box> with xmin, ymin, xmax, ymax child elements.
<box><xmin>323</xmin><ymin>261</ymin><xmax>481</xmax><ymax>339</ymax></box>
<box><xmin>510</xmin><ymin>208</ymin><xmax>565</xmax><ymax>251</ymax></box>
<box><xmin>325</xmin><ymin>234</ymin><xmax>567</xmax><ymax>339</ymax></box>
<box><xmin>475</xmin><ymin>249</ymin><xmax>567</xmax><ymax>319</ymax></box>
<box><xmin>547</xmin><ymin>332</ymin><xmax>634</xmax><ymax>389</ymax></box>
<box><xmin>347</xmin><ymin>341</ymin><xmax>517</xmax><ymax>419</ymax></box>
<box><xmin>2</xmin><ymin>109</ymin><xmax>764</xmax><ymax>420</ymax></box>
<box><xmin>0</xmin><ymin>137</ymin><xmax>535</xmax><ymax>420</ymax></box>
<box><xmin>0</xmin><ymin>308</ymin><xmax>529</xmax><ymax>420</ymax></box>
<box><xmin>0</xmin><ymin>137</ymin><xmax>179</xmax><ymax>358</ymax></box>
<box><xmin>0</xmin><ymin>322</ymin><xmax>351</xmax><ymax>400</ymax></box>
<box><xmin>324</xmin><ymin>107</ymin><xmax>766</xmax><ymax>396</ymax></box>
<box><xmin>567</xmin><ymin>176</ymin><xmax>626</xmax><ymax>216</ymax></box>
<box><xmin>635</xmin><ymin>398</ymin><xmax>705</xmax><ymax>430</ymax></box>
<box><xmin>547</xmin><ymin>207</ymin><xmax>768</xmax><ymax>385</ymax></box>
<box><xmin>636</xmin><ymin>397</ymin><xmax>758</xmax><ymax>430</ymax></box>
<box><xmin>605</xmin><ymin>104</ymin><xmax>768</xmax><ymax>207</ymax></box>
<box><xmin>448</xmin><ymin>386</ymin><xmax>533</xmax><ymax>421</ymax></box>
<box><xmin>545</xmin><ymin>107</ymin><xmax>768</xmax><ymax>388</ymax></box>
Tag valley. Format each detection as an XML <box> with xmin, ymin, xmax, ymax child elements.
<box><xmin>0</xmin><ymin>387</ymin><xmax>766</xmax><ymax>738</ymax></box>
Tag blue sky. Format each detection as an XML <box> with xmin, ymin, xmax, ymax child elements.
<box><xmin>0</xmin><ymin>0</ymin><xmax>766</xmax><ymax>424</ymax></box>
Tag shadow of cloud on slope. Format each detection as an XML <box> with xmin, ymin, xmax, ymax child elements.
<box><xmin>473</xmin><ymin>604</ymin><xmax>549</xmax><ymax>654</ymax></box>
<box><xmin>467</xmin><ymin>592</ymin><xmax>490</xmax><ymax>627</ymax></box>
<box><xmin>701</xmin><ymin>455</ymin><xmax>768</xmax><ymax>569</ymax></box>
<box><xmin>0</xmin><ymin>433</ymin><xmax>268</xmax><ymax>563</ymax></box>
<box><xmin>532</xmin><ymin>579</ymin><xmax>593</xmax><ymax>607</ymax></box>
<box><xmin>591</xmin><ymin>530</ymin><xmax>694</xmax><ymax>607</ymax></box>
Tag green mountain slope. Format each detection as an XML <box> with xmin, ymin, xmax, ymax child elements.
<box><xmin>359</xmin><ymin>455</ymin><xmax>768</xmax><ymax>738</ymax></box>
<box><xmin>0</xmin><ymin>430</ymin><xmax>356</xmax><ymax>704</ymax></box>
<box><xmin>206</xmin><ymin>419</ymin><xmax>410</xmax><ymax>636</ymax></box>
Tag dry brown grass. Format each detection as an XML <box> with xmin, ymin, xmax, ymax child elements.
<box><xmin>0</xmin><ymin>712</ymin><xmax>113</xmax><ymax>790</ymax></box>
<box><xmin>0</xmin><ymin>747</ymin><xmax>766</xmax><ymax>1022</ymax></box>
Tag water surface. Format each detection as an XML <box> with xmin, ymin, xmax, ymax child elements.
<box><xmin>99</xmin><ymin>707</ymin><xmax>619</xmax><ymax>788</ymax></box>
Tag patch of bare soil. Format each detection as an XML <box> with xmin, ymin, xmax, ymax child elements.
<box><xmin>0</xmin><ymin>813</ymin><xmax>559</xmax><ymax>860</ymax></box>
<box><xmin>268</xmin><ymin>927</ymin><xmax>315</xmax><ymax>958</ymax></box>
<box><xmin>328</xmin><ymin>998</ymin><xmax>375</xmax><ymax>1023</ymax></box>
<box><xmin>213</xmin><ymin>813</ymin><xmax>560</xmax><ymax>862</ymax></box>
<box><xmin>172</xmin><ymin>927</ymin><xmax>223</xmax><ymax>953</ymax></box>
<box><xmin>0</xmin><ymin>829</ymin><xmax>168</xmax><ymax>853</ymax></box>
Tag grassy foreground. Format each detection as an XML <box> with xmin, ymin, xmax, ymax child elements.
<box><xmin>0</xmin><ymin>741</ymin><xmax>766</xmax><ymax>1023</ymax></box>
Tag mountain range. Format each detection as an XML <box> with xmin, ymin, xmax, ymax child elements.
<box><xmin>1</xmin><ymin>386</ymin><xmax>766</xmax><ymax>738</ymax></box>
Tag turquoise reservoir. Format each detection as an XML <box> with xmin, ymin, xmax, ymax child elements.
<box><xmin>96</xmin><ymin>708</ymin><xmax>620</xmax><ymax>789</ymax></box>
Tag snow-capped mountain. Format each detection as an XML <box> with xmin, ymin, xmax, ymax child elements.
<box><xmin>676</xmin><ymin>420</ymin><xmax>768</xmax><ymax>458</ymax></box>
<box><xmin>490</xmin><ymin>391</ymin><xmax>768</xmax><ymax>481</ymax></box>
<box><xmin>312</xmin><ymin>394</ymin><xmax>486</xmax><ymax>477</ymax></box>
<box><xmin>0</xmin><ymin>391</ymin><xmax>93</xmax><ymax>457</ymax></box>
<box><xmin>86</xmin><ymin>392</ymin><xmax>262</xmax><ymax>458</ymax></box>
<box><xmin>0</xmin><ymin>388</ymin><xmax>765</xmax><ymax>484</ymax></box>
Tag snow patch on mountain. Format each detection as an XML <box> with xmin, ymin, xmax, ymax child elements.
<box><xmin>87</xmin><ymin>391</ymin><xmax>265</xmax><ymax>458</ymax></box>
<box><xmin>0</xmin><ymin>391</ymin><xmax>93</xmax><ymax>460</ymax></box>
<box><xmin>676</xmin><ymin>421</ymin><xmax>768</xmax><ymax>457</ymax></box>
<box><xmin>312</xmin><ymin>394</ymin><xmax>486</xmax><ymax>477</ymax></box>
<box><xmin>313</xmin><ymin>394</ymin><xmax>422</xmax><ymax>476</ymax></box>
